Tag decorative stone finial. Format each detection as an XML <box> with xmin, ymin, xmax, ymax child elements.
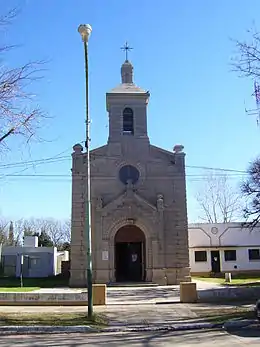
<box><xmin>121</xmin><ymin>60</ymin><xmax>134</xmax><ymax>84</ymax></box>
<box><xmin>173</xmin><ymin>144</ymin><xmax>184</xmax><ymax>153</ymax></box>
<box><xmin>73</xmin><ymin>143</ymin><xmax>83</xmax><ymax>153</ymax></box>
<box><xmin>96</xmin><ymin>196</ymin><xmax>103</xmax><ymax>209</ymax></box>
<box><xmin>126</xmin><ymin>179</ymin><xmax>134</xmax><ymax>191</ymax></box>
<box><xmin>157</xmin><ymin>194</ymin><xmax>164</xmax><ymax>210</ymax></box>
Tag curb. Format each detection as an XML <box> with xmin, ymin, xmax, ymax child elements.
<box><xmin>103</xmin><ymin>322</ymin><xmax>223</xmax><ymax>333</ymax></box>
<box><xmin>0</xmin><ymin>326</ymin><xmax>97</xmax><ymax>335</ymax></box>
<box><xmin>0</xmin><ymin>322</ymin><xmax>223</xmax><ymax>335</ymax></box>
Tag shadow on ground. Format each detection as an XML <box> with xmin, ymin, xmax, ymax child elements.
<box><xmin>198</xmin><ymin>285</ymin><xmax>260</xmax><ymax>303</ymax></box>
<box><xmin>227</xmin><ymin>324</ymin><xmax>260</xmax><ymax>338</ymax></box>
<box><xmin>0</xmin><ymin>329</ymin><xmax>229</xmax><ymax>347</ymax></box>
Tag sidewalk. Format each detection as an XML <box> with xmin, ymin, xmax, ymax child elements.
<box><xmin>0</xmin><ymin>301</ymin><xmax>255</xmax><ymax>327</ymax></box>
<box><xmin>0</xmin><ymin>282</ymin><xmax>256</xmax><ymax>327</ymax></box>
<box><xmin>192</xmin><ymin>279</ymin><xmax>223</xmax><ymax>289</ymax></box>
<box><xmin>0</xmin><ymin>303</ymin><xmax>196</xmax><ymax>326</ymax></box>
<box><xmin>0</xmin><ymin>282</ymin><xmax>257</xmax><ymax>335</ymax></box>
<box><xmin>0</xmin><ymin>301</ymin><xmax>257</xmax><ymax>336</ymax></box>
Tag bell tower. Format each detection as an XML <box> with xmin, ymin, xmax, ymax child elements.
<box><xmin>106</xmin><ymin>42</ymin><xmax>150</xmax><ymax>144</ymax></box>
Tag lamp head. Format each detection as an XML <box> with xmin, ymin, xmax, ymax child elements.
<box><xmin>78</xmin><ymin>24</ymin><xmax>92</xmax><ymax>42</ymax></box>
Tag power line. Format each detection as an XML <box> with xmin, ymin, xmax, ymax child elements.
<box><xmin>1</xmin><ymin>173</ymin><xmax>247</xmax><ymax>179</ymax></box>
<box><xmin>0</xmin><ymin>155</ymin><xmax>70</xmax><ymax>169</ymax></box>
<box><xmin>186</xmin><ymin>164</ymin><xmax>246</xmax><ymax>174</ymax></box>
<box><xmin>0</xmin><ymin>143</ymin><xmax>86</xmax><ymax>181</ymax></box>
<box><xmin>4</xmin><ymin>174</ymin><xmax>69</xmax><ymax>177</ymax></box>
<box><xmin>0</xmin><ymin>142</ymin><xmax>85</xmax><ymax>169</ymax></box>
<box><xmin>0</xmin><ymin>144</ymin><xmax>248</xmax><ymax>175</ymax></box>
<box><xmin>90</xmin><ymin>153</ymin><xmax>248</xmax><ymax>174</ymax></box>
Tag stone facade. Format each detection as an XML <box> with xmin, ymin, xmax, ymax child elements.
<box><xmin>70</xmin><ymin>58</ymin><xmax>191</xmax><ymax>287</ymax></box>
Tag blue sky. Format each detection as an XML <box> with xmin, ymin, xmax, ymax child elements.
<box><xmin>1</xmin><ymin>0</ymin><xmax>260</xmax><ymax>222</ymax></box>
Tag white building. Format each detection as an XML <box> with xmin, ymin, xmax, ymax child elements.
<box><xmin>0</xmin><ymin>236</ymin><xmax>69</xmax><ymax>278</ymax></box>
<box><xmin>189</xmin><ymin>223</ymin><xmax>260</xmax><ymax>275</ymax></box>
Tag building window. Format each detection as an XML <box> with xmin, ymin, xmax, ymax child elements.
<box><xmin>123</xmin><ymin>108</ymin><xmax>134</xmax><ymax>134</ymax></box>
<box><xmin>195</xmin><ymin>251</ymin><xmax>207</xmax><ymax>262</ymax></box>
<box><xmin>248</xmin><ymin>249</ymin><xmax>260</xmax><ymax>260</ymax></box>
<box><xmin>119</xmin><ymin>165</ymin><xmax>140</xmax><ymax>185</ymax></box>
<box><xmin>224</xmin><ymin>250</ymin><xmax>236</xmax><ymax>261</ymax></box>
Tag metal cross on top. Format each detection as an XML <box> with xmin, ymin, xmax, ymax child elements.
<box><xmin>121</xmin><ymin>41</ymin><xmax>133</xmax><ymax>61</ymax></box>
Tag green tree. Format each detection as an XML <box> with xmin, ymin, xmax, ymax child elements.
<box><xmin>59</xmin><ymin>242</ymin><xmax>71</xmax><ymax>252</ymax></box>
<box><xmin>242</xmin><ymin>157</ymin><xmax>260</xmax><ymax>227</ymax></box>
<box><xmin>37</xmin><ymin>231</ymin><xmax>53</xmax><ymax>247</ymax></box>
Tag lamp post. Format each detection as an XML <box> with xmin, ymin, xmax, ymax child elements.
<box><xmin>78</xmin><ymin>23</ymin><xmax>93</xmax><ymax>318</ymax></box>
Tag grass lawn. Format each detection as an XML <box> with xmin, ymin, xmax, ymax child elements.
<box><xmin>0</xmin><ymin>275</ymin><xmax>69</xmax><ymax>289</ymax></box>
<box><xmin>0</xmin><ymin>312</ymin><xmax>108</xmax><ymax>327</ymax></box>
<box><xmin>193</xmin><ymin>276</ymin><xmax>260</xmax><ymax>286</ymax></box>
<box><xmin>0</xmin><ymin>287</ymin><xmax>39</xmax><ymax>292</ymax></box>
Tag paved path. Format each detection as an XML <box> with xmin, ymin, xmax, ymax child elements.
<box><xmin>106</xmin><ymin>285</ymin><xmax>180</xmax><ymax>304</ymax></box>
<box><xmin>35</xmin><ymin>281</ymin><xmax>222</xmax><ymax>305</ymax></box>
<box><xmin>0</xmin><ymin>283</ymin><xmax>255</xmax><ymax>326</ymax></box>
<box><xmin>0</xmin><ymin>301</ymin><xmax>255</xmax><ymax>327</ymax></box>
<box><xmin>36</xmin><ymin>285</ymin><xmax>181</xmax><ymax>305</ymax></box>
<box><xmin>0</xmin><ymin>303</ymin><xmax>197</xmax><ymax>326</ymax></box>
<box><xmin>193</xmin><ymin>279</ymin><xmax>223</xmax><ymax>290</ymax></box>
<box><xmin>0</xmin><ymin>329</ymin><xmax>259</xmax><ymax>346</ymax></box>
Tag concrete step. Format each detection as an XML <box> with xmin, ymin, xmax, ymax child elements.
<box><xmin>107</xmin><ymin>282</ymin><xmax>159</xmax><ymax>287</ymax></box>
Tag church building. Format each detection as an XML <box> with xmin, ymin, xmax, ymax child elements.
<box><xmin>70</xmin><ymin>50</ymin><xmax>190</xmax><ymax>286</ymax></box>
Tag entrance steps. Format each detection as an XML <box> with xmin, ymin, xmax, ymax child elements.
<box><xmin>107</xmin><ymin>282</ymin><xmax>159</xmax><ymax>287</ymax></box>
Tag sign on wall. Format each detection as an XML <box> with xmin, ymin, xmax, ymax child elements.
<box><xmin>102</xmin><ymin>251</ymin><xmax>109</xmax><ymax>261</ymax></box>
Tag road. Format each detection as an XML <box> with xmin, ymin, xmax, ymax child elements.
<box><xmin>0</xmin><ymin>329</ymin><xmax>259</xmax><ymax>346</ymax></box>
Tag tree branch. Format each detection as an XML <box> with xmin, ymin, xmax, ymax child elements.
<box><xmin>195</xmin><ymin>173</ymin><xmax>242</xmax><ymax>223</ymax></box>
<box><xmin>0</xmin><ymin>8</ymin><xmax>46</xmax><ymax>150</ymax></box>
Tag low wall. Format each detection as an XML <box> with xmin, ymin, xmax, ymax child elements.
<box><xmin>198</xmin><ymin>286</ymin><xmax>260</xmax><ymax>302</ymax></box>
<box><xmin>0</xmin><ymin>285</ymin><xmax>107</xmax><ymax>306</ymax></box>
<box><xmin>0</xmin><ymin>292</ymin><xmax>88</xmax><ymax>306</ymax></box>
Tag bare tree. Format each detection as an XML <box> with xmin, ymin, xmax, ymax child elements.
<box><xmin>19</xmin><ymin>218</ymin><xmax>70</xmax><ymax>247</ymax></box>
<box><xmin>43</xmin><ymin>219</ymin><xmax>64</xmax><ymax>247</ymax></box>
<box><xmin>13</xmin><ymin>218</ymin><xmax>39</xmax><ymax>244</ymax></box>
<box><xmin>63</xmin><ymin>219</ymin><xmax>71</xmax><ymax>243</ymax></box>
<box><xmin>0</xmin><ymin>8</ymin><xmax>45</xmax><ymax>150</ymax></box>
<box><xmin>0</xmin><ymin>217</ymin><xmax>70</xmax><ymax>248</ymax></box>
<box><xmin>195</xmin><ymin>173</ymin><xmax>242</xmax><ymax>223</ymax></box>
<box><xmin>232</xmin><ymin>25</ymin><xmax>260</xmax><ymax>81</ymax></box>
<box><xmin>18</xmin><ymin>218</ymin><xmax>37</xmax><ymax>236</ymax></box>
<box><xmin>43</xmin><ymin>219</ymin><xmax>71</xmax><ymax>247</ymax></box>
<box><xmin>0</xmin><ymin>218</ymin><xmax>8</xmax><ymax>245</ymax></box>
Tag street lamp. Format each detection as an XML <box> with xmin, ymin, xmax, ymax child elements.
<box><xmin>78</xmin><ymin>23</ymin><xmax>93</xmax><ymax>318</ymax></box>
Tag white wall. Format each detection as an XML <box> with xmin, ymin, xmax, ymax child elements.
<box><xmin>2</xmin><ymin>246</ymin><xmax>59</xmax><ymax>278</ymax></box>
<box><xmin>2</xmin><ymin>246</ymin><xmax>55</xmax><ymax>256</ymax></box>
<box><xmin>23</xmin><ymin>236</ymin><xmax>38</xmax><ymax>247</ymax></box>
<box><xmin>189</xmin><ymin>223</ymin><xmax>260</xmax><ymax>248</ymax></box>
<box><xmin>189</xmin><ymin>248</ymin><xmax>211</xmax><ymax>273</ymax></box>
<box><xmin>188</xmin><ymin>223</ymin><xmax>260</xmax><ymax>273</ymax></box>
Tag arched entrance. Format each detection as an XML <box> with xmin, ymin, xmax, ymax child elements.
<box><xmin>115</xmin><ymin>225</ymin><xmax>146</xmax><ymax>282</ymax></box>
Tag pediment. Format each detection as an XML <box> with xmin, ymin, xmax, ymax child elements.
<box><xmin>102</xmin><ymin>190</ymin><xmax>157</xmax><ymax>213</ymax></box>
